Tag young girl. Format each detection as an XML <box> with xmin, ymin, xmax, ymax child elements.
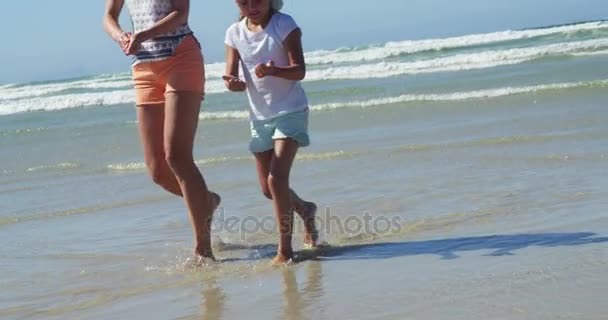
<box><xmin>224</xmin><ymin>0</ymin><xmax>318</xmax><ymax>265</ymax></box>
<box><xmin>103</xmin><ymin>0</ymin><xmax>220</xmax><ymax>261</ymax></box>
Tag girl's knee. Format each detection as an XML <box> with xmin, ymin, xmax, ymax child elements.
<box><xmin>258</xmin><ymin>179</ymin><xmax>272</xmax><ymax>199</ymax></box>
<box><xmin>267</xmin><ymin>173</ymin><xmax>288</xmax><ymax>191</ymax></box>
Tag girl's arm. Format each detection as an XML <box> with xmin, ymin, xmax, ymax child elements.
<box><xmin>125</xmin><ymin>0</ymin><xmax>191</xmax><ymax>55</ymax></box>
<box><xmin>103</xmin><ymin>0</ymin><xmax>127</xmax><ymax>43</ymax></box>
<box><xmin>256</xmin><ymin>28</ymin><xmax>306</xmax><ymax>81</ymax></box>
<box><xmin>224</xmin><ymin>45</ymin><xmax>247</xmax><ymax>92</ymax></box>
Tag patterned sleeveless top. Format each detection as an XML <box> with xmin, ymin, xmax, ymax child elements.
<box><xmin>126</xmin><ymin>0</ymin><xmax>194</xmax><ymax>64</ymax></box>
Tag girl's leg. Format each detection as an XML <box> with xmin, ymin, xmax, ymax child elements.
<box><xmin>268</xmin><ymin>138</ymin><xmax>299</xmax><ymax>264</ymax></box>
<box><xmin>253</xmin><ymin>150</ymin><xmax>274</xmax><ymax>199</ymax></box>
<box><xmin>290</xmin><ymin>190</ymin><xmax>318</xmax><ymax>247</ymax></box>
<box><xmin>254</xmin><ymin>150</ymin><xmax>318</xmax><ymax>247</ymax></box>
<box><xmin>137</xmin><ymin>104</ymin><xmax>182</xmax><ymax>196</ymax></box>
<box><xmin>164</xmin><ymin>91</ymin><xmax>219</xmax><ymax>258</ymax></box>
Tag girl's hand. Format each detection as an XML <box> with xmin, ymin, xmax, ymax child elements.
<box><xmin>255</xmin><ymin>60</ymin><xmax>276</xmax><ymax>78</ymax></box>
<box><xmin>222</xmin><ymin>75</ymin><xmax>247</xmax><ymax>92</ymax></box>
<box><xmin>125</xmin><ymin>32</ymin><xmax>145</xmax><ymax>55</ymax></box>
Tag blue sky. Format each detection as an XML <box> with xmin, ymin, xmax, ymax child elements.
<box><xmin>0</xmin><ymin>0</ymin><xmax>606</xmax><ymax>83</ymax></box>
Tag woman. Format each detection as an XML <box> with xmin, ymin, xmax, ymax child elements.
<box><xmin>103</xmin><ymin>0</ymin><xmax>220</xmax><ymax>260</ymax></box>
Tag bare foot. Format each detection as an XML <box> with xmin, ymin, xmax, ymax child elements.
<box><xmin>185</xmin><ymin>254</ymin><xmax>217</xmax><ymax>269</ymax></box>
<box><xmin>299</xmin><ymin>201</ymin><xmax>318</xmax><ymax>248</ymax></box>
<box><xmin>194</xmin><ymin>249</ymin><xmax>216</xmax><ymax>261</ymax></box>
<box><xmin>271</xmin><ymin>254</ymin><xmax>294</xmax><ymax>267</ymax></box>
<box><xmin>194</xmin><ymin>191</ymin><xmax>222</xmax><ymax>259</ymax></box>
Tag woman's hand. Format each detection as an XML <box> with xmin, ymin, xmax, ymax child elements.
<box><xmin>255</xmin><ymin>60</ymin><xmax>276</xmax><ymax>78</ymax></box>
<box><xmin>125</xmin><ymin>32</ymin><xmax>146</xmax><ymax>55</ymax></box>
<box><xmin>118</xmin><ymin>32</ymin><xmax>132</xmax><ymax>54</ymax></box>
<box><xmin>222</xmin><ymin>75</ymin><xmax>247</xmax><ymax>92</ymax></box>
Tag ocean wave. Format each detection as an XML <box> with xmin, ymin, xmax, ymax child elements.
<box><xmin>1</xmin><ymin>76</ymin><xmax>605</xmax><ymax>119</ymax></box>
<box><xmin>194</xmin><ymin>79</ymin><xmax>608</xmax><ymax>120</ymax></box>
<box><xmin>107</xmin><ymin>151</ymin><xmax>355</xmax><ymax>172</ymax></box>
<box><xmin>1</xmin><ymin>21</ymin><xmax>607</xmax><ymax>117</ymax></box>
<box><xmin>0</xmin><ymin>63</ymin><xmax>226</xmax><ymax>103</ymax></box>
<box><xmin>0</xmin><ymin>81</ymin><xmax>228</xmax><ymax>116</ymax></box>
<box><xmin>107</xmin><ymin>156</ymin><xmax>253</xmax><ymax>172</ymax></box>
<box><xmin>571</xmin><ymin>49</ymin><xmax>608</xmax><ymax>57</ymax></box>
<box><xmin>0</xmin><ymin>90</ymin><xmax>135</xmax><ymax>115</ymax></box>
<box><xmin>304</xmin><ymin>21</ymin><xmax>608</xmax><ymax>65</ymax></box>
<box><xmin>0</xmin><ymin>75</ymin><xmax>133</xmax><ymax>102</ymax></box>
<box><xmin>310</xmin><ymin>79</ymin><xmax>608</xmax><ymax>110</ymax></box>
<box><xmin>305</xmin><ymin>39</ymin><xmax>608</xmax><ymax>80</ymax></box>
<box><xmin>25</xmin><ymin>162</ymin><xmax>80</xmax><ymax>173</ymax></box>
<box><xmin>3</xmin><ymin>40</ymin><xmax>605</xmax><ymax>117</ymax></box>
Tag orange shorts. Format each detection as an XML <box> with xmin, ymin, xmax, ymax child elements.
<box><xmin>132</xmin><ymin>35</ymin><xmax>205</xmax><ymax>105</ymax></box>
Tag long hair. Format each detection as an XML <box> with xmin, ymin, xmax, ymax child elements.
<box><xmin>239</xmin><ymin>0</ymin><xmax>283</xmax><ymax>20</ymax></box>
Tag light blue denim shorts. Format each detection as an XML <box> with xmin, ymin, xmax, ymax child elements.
<box><xmin>249</xmin><ymin>109</ymin><xmax>310</xmax><ymax>153</ymax></box>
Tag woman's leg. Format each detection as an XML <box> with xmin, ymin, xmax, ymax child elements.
<box><xmin>164</xmin><ymin>91</ymin><xmax>219</xmax><ymax>258</ymax></box>
<box><xmin>137</xmin><ymin>104</ymin><xmax>183</xmax><ymax>196</ymax></box>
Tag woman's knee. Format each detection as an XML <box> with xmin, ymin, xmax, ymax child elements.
<box><xmin>164</xmin><ymin>145</ymin><xmax>195</xmax><ymax>175</ymax></box>
<box><xmin>146</xmin><ymin>158</ymin><xmax>170</xmax><ymax>185</ymax></box>
<box><xmin>164</xmin><ymin>150</ymin><xmax>192</xmax><ymax>173</ymax></box>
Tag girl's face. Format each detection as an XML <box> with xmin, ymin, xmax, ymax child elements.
<box><xmin>236</xmin><ymin>0</ymin><xmax>271</xmax><ymax>22</ymax></box>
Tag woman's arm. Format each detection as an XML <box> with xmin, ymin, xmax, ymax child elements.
<box><xmin>224</xmin><ymin>45</ymin><xmax>247</xmax><ymax>92</ymax></box>
<box><xmin>125</xmin><ymin>0</ymin><xmax>191</xmax><ymax>55</ymax></box>
<box><xmin>103</xmin><ymin>0</ymin><xmax>127</xmax><ymax>42</ymax></box>
<box><xmin>256</xmin><ymin>28</ymin><xmax>306</xmax><ymax>81</ymax></box>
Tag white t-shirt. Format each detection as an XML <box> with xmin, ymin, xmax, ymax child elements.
<box><xmin>225</xmin><ymin>12</ymin><xmax>309</xmax><ymax>121</ymax></box>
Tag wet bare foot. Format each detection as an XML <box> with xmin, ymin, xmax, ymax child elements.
<box><xmin>299</xmin><ymin>201</ymin><xmax>318</xmax><ymax>248</ymax></box>
<box><xmin>193</xmin><ymin>191</ymin><xmax>222</xmax><ymax>259</ymax></box>
<box><xmin>271</xmin><ymin>254</ymin><xmax>294</xmax><ymax>267</ymax></box>
<box><xmin>194</xmin><ymin>249</ymin><xmax>216</xmax><ymax>261</ymax></box>
<box><xmin>185</xmin><ymin>254</ymin><xmax>217</xmax><ymax>268</ymax></box>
